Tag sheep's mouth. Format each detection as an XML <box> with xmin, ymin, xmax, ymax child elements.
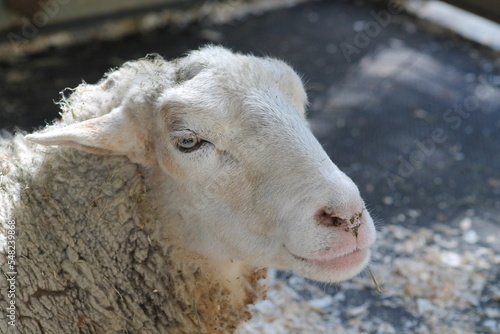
<box><xmin>290</xmin><ymin>248</ymin><xmax>368</xmax><ymax>270</ymax></box>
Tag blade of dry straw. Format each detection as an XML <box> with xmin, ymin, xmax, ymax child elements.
<box><xmin>367</xmin><ymin>266</ymin><xmax>381</xmax><ymax>294</ymax></box>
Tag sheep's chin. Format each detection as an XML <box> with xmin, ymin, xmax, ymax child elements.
<box><xmin>289</xmin><ymin>248</ymin><xmax>371</xmax><ymax>283</ymax></box>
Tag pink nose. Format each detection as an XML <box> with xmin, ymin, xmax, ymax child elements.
<box><xmin>314</xmin><ymin>206</ymin><xmax>362</xmax><ymax>229</ymax></box>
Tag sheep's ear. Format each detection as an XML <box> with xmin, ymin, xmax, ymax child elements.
<box><xmin>25</xmin><ymin>107</ymin><xmax>152</xmax><ymax>164</ymax></box>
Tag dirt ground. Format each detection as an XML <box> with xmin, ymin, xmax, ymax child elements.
<box><xmin>1</xmin><ymin>0</ymin><xmax>499</xmax><ymax>333</ymax></box>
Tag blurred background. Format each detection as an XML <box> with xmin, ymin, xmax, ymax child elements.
<box><xmin>1</xmin><ymin>0</ymin><xmax>499</xmax><ymax>333</ymax></box>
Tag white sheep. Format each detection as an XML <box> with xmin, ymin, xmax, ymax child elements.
<box><xmin>0</xmin><ymin>46</ymin><xmax>376</xmax><ymax>333</ymax></box>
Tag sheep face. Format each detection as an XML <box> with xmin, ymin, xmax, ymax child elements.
<box><xmin>26</xmin><ymin>47</ymin><xmax>376</xmax><ymax>283</ymax></box>
<box><xmin>154</xmin><ymin>51</ymin><xmax>376</xmax><ymax>283</ymax></box>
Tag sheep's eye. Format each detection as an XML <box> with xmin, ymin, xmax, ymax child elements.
<box><xmin>176</xmin><ymin>135</ymin><xmax>203</xmax><ymax>152</ymax></box>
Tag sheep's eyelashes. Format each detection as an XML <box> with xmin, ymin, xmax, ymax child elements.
<box><xmin>175</xmin><ymin>135</ymin><xmax>205</xmax><ymax>153</ymax></box>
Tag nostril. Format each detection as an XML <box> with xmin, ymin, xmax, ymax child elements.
<box><xmin>330</xmin><ymin>216</ymin><xmax>345</xmax><ymax>227</ymax></box>
<box><xmin>314</xmin><ymin>208</ymin><xmax>347</xmax><ymax>227</ymax></box>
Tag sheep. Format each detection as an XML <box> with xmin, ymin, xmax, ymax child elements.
<box><xmin>0</xmin><ymin>46</ymin><xmax>376</xmax><ymax>334</ymax></box>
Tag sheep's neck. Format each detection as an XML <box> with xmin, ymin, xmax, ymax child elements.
<box><xmin>145</xmin><ymin>166</ymin><xmax>268</xmax><ymax>327</ymax></box>
<box><xmin>178</xmin><ymin>247</ymin><xmax>266</xmax><ymax>296</ymax></box>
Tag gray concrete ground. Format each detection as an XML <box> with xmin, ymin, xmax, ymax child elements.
<box><xmin>1</xmin><ymin>0</ymin><xmax>499</xmax><ymax>332</ymax></box>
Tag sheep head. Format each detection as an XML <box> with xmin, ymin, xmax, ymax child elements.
<box><xmin>26</xmin><ymin>46</ymin><xmax>376</xmax><ymax>283</ymax></box>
